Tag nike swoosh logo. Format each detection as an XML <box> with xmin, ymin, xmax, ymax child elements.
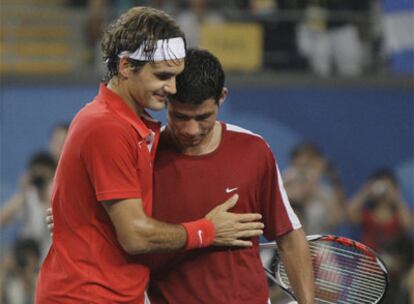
<box><xmin>197</xmin><ymin>229</ymin><xmax>203</xmax><ymax>247</ymax></box>
<box><xmin>226</xmin><ymin>187</ymin><xmax>239</xmax><ymax>193</ymax></box>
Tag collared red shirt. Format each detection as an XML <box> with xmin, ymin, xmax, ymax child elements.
<box><xmin>148</xmin><ymin>123</ymin><xmax>300</xmax><ymax>304</ymax></box>
<box><xmin>36</xmin><ymin>84</ymin><xmax>160</xmax><ymax>304</ymax></box>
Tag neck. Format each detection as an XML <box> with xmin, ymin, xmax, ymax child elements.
<box><xmin>107</xmin><ymin>78</ymin><xmax>143</xmax><ymax>116</ymax></box>
<box><xmin>170</xmin><ymin>122</ymin><xmax>222</xmax><ymax>156</ymax></box>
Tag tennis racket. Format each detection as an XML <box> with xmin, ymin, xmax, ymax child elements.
<box><xmin>260</xmin><ymin>235</ymin><xmax>388</xmax><ymax>304</ymax></box>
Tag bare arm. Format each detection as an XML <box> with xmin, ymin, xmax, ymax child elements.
<box><xmin>103</xmin><ymin>194</ymin><xmax>264</xmax><ymax>255</ymax></box>
<box><xmin>276</xmin><ymin>228</ymin><xmax>314</xmax><ymax>304</ymax></box>
<box><xmin>388</xmin><ymin>188</ymin><xmax>412</xmax><ymax>232</ymax></box>
<box><xmin>347</xmin><ymin>183</ymin><xmax>371</xmax><ymax>224</ymax></box>
<box><xmin>0</xmin><ymin>193</ymin><xmax>25</xmax><ymax>226</ymax></box>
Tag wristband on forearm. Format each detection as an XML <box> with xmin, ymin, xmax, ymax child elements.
<box><xmin>181</xmin><ymin>218</ymin><xmax>215</xmax><ymax>250</ymax></box>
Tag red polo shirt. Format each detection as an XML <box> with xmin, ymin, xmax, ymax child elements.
<box><xmin>36</xmin><ymin>84</ymin><xmax>160</xmax><ymax>304</ymax></box>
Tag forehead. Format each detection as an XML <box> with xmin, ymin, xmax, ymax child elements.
<box><xmin>168</xmin><ymin>98</ymin><xmax>217</xmax><ymax>114</ymax></box>
<box><xmin>148</xmin><ymin>59</ymin><xmax>185</xmax><ymax>72</ymax></box>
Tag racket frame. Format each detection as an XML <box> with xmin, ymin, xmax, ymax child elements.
<box><xmin>260</xmin><ymin>234</ymin><xmax>389</xmax><ymax>304</ymax></box>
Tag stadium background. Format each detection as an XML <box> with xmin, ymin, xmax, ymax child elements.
<box><xmin>0</xmin><ymin>0</ymin><xmax>413</xmax><ymax>303</ymax></box>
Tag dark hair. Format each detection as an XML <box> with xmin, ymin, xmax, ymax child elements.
<box><xmin>371</xmin><ymin>168</ymin><xmax>399</xmax><ymax>186</ymax></box>
<box><xmin>51</xmin><ymin>121</ymin><xmax>69</xmax><ymax>132</ymax></box>
<box><xmin>290</xmin><ymin>142</ymin><xmax>323</xmax><ymax>160</ymax></box>
<box><xmin>28</xmin><ymin>151</ymin><xmax>57</xmax><ymax>171</ymax></box>
<box><xmin>101</xmin><ymin>6</ymin><xmax>186</xmax><ymax>80</ymax></box>
<box><xmin>171</xmin><ymin>48</ymin><xmax>225</xmax><ymax>105</ymax></box>
<box><xmin>13</xmin><ymin>238</ymin><xmax>41</xmax><ymax>269</ymax></box>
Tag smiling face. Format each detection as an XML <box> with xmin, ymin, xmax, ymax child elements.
<box><xmin>119</xmin><ymin>59</ymin><xmax>185</xmax><ymax>114</ymax></box>
<box><xmin>167</xmin><ymin>98</ymin><xmax>219</xmax><ymax>151</ymax></box>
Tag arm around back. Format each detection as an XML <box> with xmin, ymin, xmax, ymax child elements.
<box><xmin>103</xmin><ymin>198</ymin><xmax>186</xmax><ymax>254</ymax></box>
<box><xmin>103</xmin><ymin>194</ymin><xmax>264</xmax><ymax>255</ymax></box>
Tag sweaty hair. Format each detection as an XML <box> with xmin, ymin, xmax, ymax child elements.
<box><xmin>101</xmin><ymin>6</ymin><xmax>186</xmax><ymax>79</ymax></box>
<box><xmin>172</xmin><ymin>48</ymin><xmax>225</xmax><ymax>105</ymax></box>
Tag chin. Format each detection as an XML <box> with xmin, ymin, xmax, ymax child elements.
<box><xmin>180</xmin><ymin>139</ymin><xmax>201</xmax><ymax>147</ymax></box>
<box><xmin>149</xmin><ymin>102</ymin><xmax>167</xmax><ymax>111</ymax></box>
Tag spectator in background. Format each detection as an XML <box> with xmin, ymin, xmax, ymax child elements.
<box><xmin>347</xmin><ymin>168</ymin><xmax>413</xmax><ymax>302</ymax></box>
<box><xmin>396</xmin><ymin>263</ymin><xmax>414</xmax><ymax>304</ymax></box>
<box><xmin>284</xmin><ymin>142</ymin><xmax>344</xmax><ymax>234</ymax></box>
<box><xmin>48</xmin><ymin>122</ymin><xmax>69</xmax><ymax>163</ymax></box>
<box><xmin>176</xmin><ymin>0</ymin><xmax>224</xmax><ymax>47</ymax></box>
<box><xmin>0</xmin><ymin>238</ymin><xmax>41</xmax><ymax>304</ymax></box>
<box><xmin>296</xmin><ymin>0</ymin><xmax>369</xmax><ymax>77</ymax></box>
<box><xmin>0</xmin><ymin>152</ymin><xmax>56</xmax><ymax>260</ymax></box>
<box><xmin>248</xmin><ymin>0</ymin><xmax>276</xmax><ymax>16</ymax></box>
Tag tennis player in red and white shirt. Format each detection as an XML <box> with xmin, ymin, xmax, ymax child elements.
<box><xmin>146</xmin><ymin>49</ymin><xmax>315</xmax><ymax>304</ymax></box>
<box><xmin>36</xmin><ymin>8</ymin><xmax>264</xmax><ymax>304</ymax></box>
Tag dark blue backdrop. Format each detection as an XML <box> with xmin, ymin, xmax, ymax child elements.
<box><xmin>1</xmin><ymin>84</ymin><xmax>413</xmax><ymax>243</ymax></box>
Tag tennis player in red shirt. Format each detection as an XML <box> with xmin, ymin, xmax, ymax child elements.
<box><xmin>147</xmin><ymin>49</ymin><xmax>315</xmax><ymax>304</ymax></box>
<box><xmin>35</xmin><ymin>7</ymin><xmax>264</xmax><ymax>304</ymax></box>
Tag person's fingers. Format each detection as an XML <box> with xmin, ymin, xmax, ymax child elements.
<box><xmin>219</xmin><ymin>194</ymin><xmax>239</xmax><ymax>211</ymax></box>
<box><xmin>46</xmin><ymin>208</ymin><xmax>52</xmax><ymax>216</ymax></box>
<box><xmin>236</xmin><ymin>222</ymin><xmax>264</xmax><ymax>230</ymax></box>
<box><xmin>46</xmin><ymin>215</ymin><xmax>53</xmax><ymax>224</ymax></box>
<box><xmin>235</xmin><ymin>229</ymin><xmax>263</xmax><ymax>238</ymax></box>
<box><xmin>234</xmin><ymin>213</ymin><xmax>262</xmax><ymax>222</ymax></box>
<box><xmin>228</xmin><ymin>240</ymin><xmax>253</xmax><ymax>247</ymax></box>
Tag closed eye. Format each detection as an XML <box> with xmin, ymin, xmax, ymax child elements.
<box><xmin>195</xmin><ymin>113</ymin><xmax>213</xmax><ymax>121</ymax></box>
<box><xmin>172</xmin><ymin>113</ymin><xmax>190</xmax><ymax>121</ymax></box>
<box><xmin>155</xmin><ymin>72</ymin><xmax>174</xmax><ymax>81</ymax></box>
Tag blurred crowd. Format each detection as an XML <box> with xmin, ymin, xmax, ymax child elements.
<box><xmin>0</xmin><ymin>123</ymin><xmax>69</xmax><ymax>304</ymax></box>
<box><xmin>1</xmin><ymin>126</ymin><xmax>412</xmax><ymax>303</ymax></box>
<box><xmin>67</xmin><ymin>0</ymin><xmax>402</xmax><ymax>77</ymax></box>
<box><xmin>0</xmin><ymin>1</ymin><xmax>412</xmax><ymax>303</ymax></box>
<box><xmin>272</xmin><ymin>143</ymin><xmax>413</xmax><ymax>303</ymax></box>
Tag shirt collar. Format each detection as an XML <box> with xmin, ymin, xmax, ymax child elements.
<box><xmin>96</xmin><ymin>83</ymin><xmax>155</xmax><ymax>139</ymax></box>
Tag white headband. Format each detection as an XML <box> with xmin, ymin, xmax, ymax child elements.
<box><xmin>118</xmin><ymin>37</ymin><xmax>186</xmax><ymax>62</ymax></box>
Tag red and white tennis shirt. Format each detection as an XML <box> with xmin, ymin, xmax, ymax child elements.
<box><xmin>148</xmin><ymin>122</ymin><xmax>301</xmax><ymax>304</ymax></box>
<box><xmin>36</xmin><ymin>84</ymin><xmax>159</xmax><ymax>304</ymax></box>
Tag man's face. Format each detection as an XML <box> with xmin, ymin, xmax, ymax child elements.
<box><xmin>167</xmin><ymin>98</ymin><xmax>219</xmax><ymax>148</ymax></box>
<box><xmin>125</xmin><ymin>59</ymin><xmax>185</xmax><ymax>112</ymax></box>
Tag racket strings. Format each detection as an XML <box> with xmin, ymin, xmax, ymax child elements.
<box><xmin>278</xmin><ymin>240</ymin><xmax>387</xmax><ymax>304</ymax></box>
<box><xmin>309</xmin><ymin>245</ymin><xmax>386</xmax><ymax>282</ymax></box>
<box><xmin>314</xmin><ymin>243</ymin><xmax>386</xmax><ymax>303</ymax></box>
<box><xmin>310</xmin><ymin>243</ymin><xmax>382</xmax><ymax>270</ymax></box>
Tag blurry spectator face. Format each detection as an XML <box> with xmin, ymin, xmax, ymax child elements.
<box><xmin>49</xmin><ymin>126</ymin><xmax>68</xmax><ymax>161</ymax></box>
<box><xmin>370</xmin><ymin>177</ymin><xmax>399</xmax><ymax>204</ymax></box>
<box><xmin>27</xmin><ymin>153</ymin><xmax>56</xmax><ymax>195</ymax></box>
<box><xmin>13</xmin><ymin>238</ymin><xmax>41</xmax><ymax>272</ymax></box>
<box><xmin>29</xmin><ymin>163</ymin><xmax>55</xmax><ymax>191</ymax></box>
<box><xmin>292</xmin><ymin>153</ymin><xmax>325</xmax><ymax>177</ymax></box>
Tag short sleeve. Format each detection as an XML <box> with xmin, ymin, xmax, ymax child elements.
<box><xmin>260</xmin><ymin>147</ymin><xmax>301</xmax><ymax>240</ymax></box>
<box><xmin>81</xmin><ymin>120</ymin><xmax>141</xmax><ymax>202</ymax></box>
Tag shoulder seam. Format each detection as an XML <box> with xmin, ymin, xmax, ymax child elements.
<box><xmin>225</xmin><ymin>123</ymin><xmax>262</xmax><ymax>139</ymax></box>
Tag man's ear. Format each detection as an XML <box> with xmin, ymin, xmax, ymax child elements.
<box><xmin>118</xmin><ymin>57</ymin><xmax>130</xmax><ymax>79</ymax></box>
<box><xmin>218</xmin><ymin>87</ymin><xmax>228</xmax><ymax>107</ymax></box>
